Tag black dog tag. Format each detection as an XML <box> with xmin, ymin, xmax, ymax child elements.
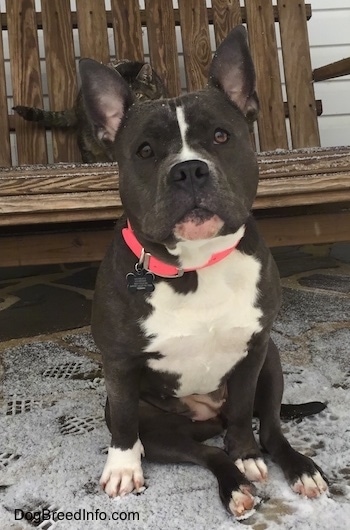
<box><xmin>126</xmin><ymin>269</ymin><xmax>155</xmax><ymax>293</ymax></box>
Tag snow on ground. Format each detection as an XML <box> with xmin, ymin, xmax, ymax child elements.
<box><xmin>0</xmin><ymin>337</ymin><xmax>349</xmax><ymax>530</ymax></box>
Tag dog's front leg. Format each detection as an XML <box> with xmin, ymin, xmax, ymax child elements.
<box><xmin>100</xmin><ymin>360</ymin><xmax>145</xmax><ymax>497</ymax></box>
<box><xmin>224</xmin><ymin>332</ymin><xmax>270</xmax><ymax>483</ymax></box>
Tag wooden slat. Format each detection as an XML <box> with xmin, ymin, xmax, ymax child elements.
<box><xmin>145</xmin><ymin>0</ymin><xmax>181</xmax><ymax>97</ymax></box>
<box><xmin>178</xmin><ymin>0</ymin><xmax>212</xmax><ymax>92</ymax></box>
<box><xmin>258</xmin><ymin>211</ymin><xmax>350</xmax><ymax>247</ymax></box>
<box><xmin>211</xmin><ymin>0</ymin><xmax>242</xmax><ymax>47</ymax></box>
<box><xmin>258</xmin><ymin>173</ymin><xmax>350</xmax><ymax>196</ymax></box>
<box><xmin>0</xmin><ymin>13</ymin><xmax>11</xmax><ymax>166</ymax></box>
<box><xmin>245</xmin><ymin>0</ymin><xmax>288</xmax><ymax>151</ymax></box>
<box><xmin>0</xmin><ymin>210</ymin><xmax>118</xmax><ymax>226</ymax></box>
<box><xmin>0</xmin><ymin>190</ymin><xmax>121</xmax><ymax>215</ymax></box>
<box><xmin>0</xmin><ymin>164</ymin><xmax>119</xmax><ymax>196</ymax></box>
<box><xmin>259</xmin><ymin>145</ymin><xmax>350</xmax><ymax>167</ymax></box>
<box><xmin>0</xmin><ymin>5</ymin><xmax>313</xmax><ymax>31</ymax></box>
<box><xmin>257</xmin><ymin>146</ymin><xmax>350</xmax><ymax>177</ymax></box>
<box><xmin>76</xmin><ymin>0</ymin><xmax>109</xmax><ymax>63</ymax></box>
<box><xmin>313</xmin><ymin>57</ymin><xmax>350</xmax><ymax>82</ymax></box>
<box><xmin>6</xmin><ymin>0</ymin><xmax>47</xmax><ymax>165</ymax></box>
<box><xmin>0</xmin><ymin>230</ymin><xmax>114</xmax><ymax>267</ymax></box>
<box><xmin>111</xmin><ymin>0</ymin><xmax>144</xmax><ymax>61</ymax></box>
<box><xmin>1</xmin><ymin>209</ymin><xmax>349</xmax><ymax>267</ymax></box>
<box><xmin>41</xmin><ymin>0</ymin><xmax>80</xmax><ymax>163</ymax></box>
<box><xmin>255</xmin><ymin>186</ymin><xmax>350</xmax><ymax>209</ymax></box>
<box><xmin>277</xmin><ymin>0</ymin><xmax>320</xmax><ymax>148</ymax></box>
<box><xmin>0</xmin><ymin>191</ymin><xmax>122</xmax><ymax>225</ymax></box>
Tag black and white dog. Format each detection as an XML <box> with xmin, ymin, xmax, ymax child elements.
<box><xmin>80</xmin><ymin>26</ymin><xmax>328</xmax><ymax>518</ymax></box>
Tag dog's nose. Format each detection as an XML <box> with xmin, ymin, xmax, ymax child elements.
<box><xmin>169</xmin><ymin>160</ymin><xmax>210</xmax><ymax>188</ymax></box>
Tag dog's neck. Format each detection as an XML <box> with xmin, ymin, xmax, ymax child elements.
<box><xmin>167</xmin><ymin>225</ymin><xmax>246</xmax><ymax>269</ymax></box>
<box><xmin>122</xmin><ymin>221</ymin><xmax>245</xmax><ymax>277</ymax></box>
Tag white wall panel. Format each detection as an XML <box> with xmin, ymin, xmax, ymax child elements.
<box><xmin>308</xmin><ymin>5</ymin><xmax>350</xmax><ymax>145</ymax></box>
<box><xmin>314</xmin><ymin>80</ymin><xmax>350</xmax><ymax>115</ymax></box>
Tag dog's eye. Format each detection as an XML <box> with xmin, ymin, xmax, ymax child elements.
<box><xmin>213</xmin><ymin>128</ymin><xmax>230</xmax><ymax>144</ymax></box>
<box><xmin>137</xmin><ymin>142</ymin><xmax>154</xmax><ymax>159</ymax></box>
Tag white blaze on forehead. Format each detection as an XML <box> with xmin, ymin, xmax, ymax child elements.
<box><xmin>175</xmin><ymin>105</ymin><xmax>207</xmax><ymax>162</ymax></box>
<box><xmin>176</xmin><ymin>105</ymin><xmax>189</xmax><ymax>146</ymax></box>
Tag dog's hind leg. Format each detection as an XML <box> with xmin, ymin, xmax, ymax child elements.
<box><xmin>255</xmin><ymin>338</ymin><xmax>328</xmax><ymax>498</ymax></box>
<box><xmin>138</xmin><ymin>402</ymin><xmax>258</xmax><ymax>519</ymax></box>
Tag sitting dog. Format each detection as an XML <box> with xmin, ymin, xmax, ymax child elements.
<box><xmin>79</xmin><ymin>26</ymin><xmax>328</xmax><ymax>518</ymax></box>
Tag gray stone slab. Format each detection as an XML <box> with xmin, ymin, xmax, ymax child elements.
<box><xmin>0</xmin><ymin>264</ymin><xmax>62</xmax><ymax>280</ymax></box>
<box><xmin>0</xmin><ymin>284</ymin><xmax>92</xmax><ymax>340</ymax></box>
<box><xmin>274</xmin><ymin>255</ymin><xmax>339</xmax><ymax>278</ymax></box>
<box><xmin>330</xmin><ymin>242</ymin><xmax>350</xmax><ymax>263</ymax></box>
<box><xmin>298</xmin><ymin>274</ymin><xmax>350</xmax><ymax>293</ymax></box>
<box><xmin>2</xmin><ymin>341</ymin><xmax>100</xmax><ymax>397</ymax></box>
<box><xmin>53</xmin><ymin>266</ymin><xmax>98</xmax><ymax>290</ymax></box>
<box><xmin>63</xmin><ymin>331</ymin><xmax>99</xmax><ymax>353</ymax></box>
<box><xmin>309</xmin><ymin>328</ymin><xmax>350</xmax><ymax>373</ymax></box>
<box><xmin>270</xmin><ymin>329</ymin><xmax>299</xmax><ymax>352</ymax></box>
<box><xmin>271</xmin><ymin>246</ymin><xmax>307</xmax><ymax>258</ymax></box>
<box><xmin>0</xmin><ymin>280</ymin><xmax>20</xmax><ymax>288</ymax></box>
<box><xmin>63</xmin><ymin>261</ymin><xmax>99</xmax><ymax>269</ymax></box>
<box><xmin>274</xmin><ymin>287</ymin><xmax>350</xmax><ymax>336</ymax></box>
<box><xmin>270</xmin><ymin>329</ymin><xmax>310</xmax><ymax>366</ymax></box>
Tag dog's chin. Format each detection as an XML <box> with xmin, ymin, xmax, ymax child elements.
<box><xmin>173</xmin><ymin>209</ymin><xmax>224</xmax><ymax>241</ymax></box>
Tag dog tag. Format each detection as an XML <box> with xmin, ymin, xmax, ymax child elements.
<box><xmin>126</xmin><ymin>269</ymin><xmax>155</xmax><ymax>293</ymax></box>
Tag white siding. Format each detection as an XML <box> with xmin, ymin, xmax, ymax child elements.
<box><xmin>307</xmin><ymin>1</ymin><xmax>350</xmax><ymax>147</ymax></box>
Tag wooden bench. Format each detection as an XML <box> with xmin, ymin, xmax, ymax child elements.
<box><xmin>1</xmin><ymin>0</ymin><xmax>349</xmax><ymax>266</ymax></box>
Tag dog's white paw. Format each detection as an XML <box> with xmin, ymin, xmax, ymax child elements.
<box><xmin>100</xmin><ymin>439</ymin><xmax>145</xmax><ymax>497</ymax></box>
<box><xmin>235</xmin><ymin>457</ymin><xmax>268</xmax><ymax>482</ymax></box>
<box><xmin>228</xmin><ymin>486</ymin><xmax>258</xmax><ymax>519</ymax></box>
<box><xmin>292</xmin><ymin>471</ymin><xmax>328</xmax><ymax>498</ymax></box>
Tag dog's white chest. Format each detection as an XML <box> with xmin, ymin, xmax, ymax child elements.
<box><xmin>141</xmin><ymin>251</ymin><xmax>263</xmax><ymax>396</ymax></box>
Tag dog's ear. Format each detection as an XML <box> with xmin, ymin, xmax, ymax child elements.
<box><xmin>79</xmin><ymin>58</ymin><xmax>133</xmax><ymax>143</ymax></box>
<box><xmin>136</xmin><ymin>63</ymin><xmax>153</xmax><ymax>84</ymax></box>
<box><xmin>208</xmin><ymin>25</ymin><xmax>259</xmax><ymax>118</ymax></box>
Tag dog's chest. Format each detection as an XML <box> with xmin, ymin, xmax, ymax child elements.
<box><xmin>141</xmin><ymin>251</ymin><xmax>263</xmax><ymax>396</ymax></box>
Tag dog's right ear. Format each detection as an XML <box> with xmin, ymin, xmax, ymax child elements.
<box><xmin>79</xmin><ymin>58</ymin><xmax>133</xmax><ymax>143</ymax></box>
<box><xmin>208</xmin><ymin>25</ymin><xmax>259</xmax><ymax>119</ymax></box>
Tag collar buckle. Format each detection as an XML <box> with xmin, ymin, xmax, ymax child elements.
<box><xmin>141</xmin><ymin>248</ymin><xmax>184</xmax><ymax>278</ymax></box>
<box><xmin>158</xmin><ymin>267</ymin><xmax>185</xmax><ymax>279</ymax></box>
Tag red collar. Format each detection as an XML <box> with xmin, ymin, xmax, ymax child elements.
<box><xmin>122</xmin><ymin>220</ymin><xmax>239</xmax><ymax>278</ymax></box>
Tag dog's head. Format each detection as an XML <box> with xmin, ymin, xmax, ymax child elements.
<box><xmin>80</xmin><ymin>26</ymin><xmax>259</xmax><ymax>254</ymax></box>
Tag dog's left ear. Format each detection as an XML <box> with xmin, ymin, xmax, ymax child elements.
<box><xmin>208</xmin><ymin>25</ymin><xmax>259</xmax><ymax>118</ymax></box>
<box><xmin>79</xmin><ymin>58</ymin><xmax>134</xmax><ymax>143</ymax></box>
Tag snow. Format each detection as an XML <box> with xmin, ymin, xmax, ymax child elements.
<box><xmin>0</xmin><ymin>338</ymin><xmax>350</xmax><ymax>530</ymax></box>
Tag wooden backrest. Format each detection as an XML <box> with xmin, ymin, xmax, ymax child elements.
<box><xmin>1</xmin><ymin>0</ymin><xmax>320</xmax><ymax>167</ymax></box>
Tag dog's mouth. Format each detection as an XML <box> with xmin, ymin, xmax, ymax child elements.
<box><xmin>173</xmin><ymin>208</ymin><xmax>224</xmax><ymax>241</ymax></box>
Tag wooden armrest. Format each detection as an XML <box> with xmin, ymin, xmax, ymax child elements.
<box><xmin>313</xmin><ymin>57</ymin><xmax>350</xmax><ymax>82</ymax></box>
